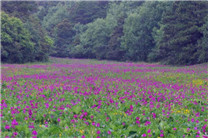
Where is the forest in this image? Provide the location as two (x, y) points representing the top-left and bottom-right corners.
(1, 1), (208, 65)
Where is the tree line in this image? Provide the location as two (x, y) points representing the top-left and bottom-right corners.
(1, 1), (208, 65)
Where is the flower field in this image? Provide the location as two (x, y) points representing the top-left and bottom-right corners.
(1, 58), (208, 138)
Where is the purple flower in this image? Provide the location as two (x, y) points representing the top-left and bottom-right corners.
(32, 130), (37, 135)
(29, 125), (34, 128)
(142, 133), (147, 137)
(152, 113), (156, 119)
(92, 122), (96, 126)
(57, 118), (61, 122)
(13, 132), (18, 136)
(5, 125), (10, 129)
(96, 123), (100, 127)
(173, 128), (177, 130)
(108, 131), (111, 135)
(97, 130), (101, 134)
(12, 119), (18, 125)
(136, 120), (140, 124)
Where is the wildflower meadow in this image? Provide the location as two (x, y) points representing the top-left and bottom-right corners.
(1, 58), (208, 138)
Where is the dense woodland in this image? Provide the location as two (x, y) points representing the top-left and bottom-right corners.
(1, 1), (208, 65)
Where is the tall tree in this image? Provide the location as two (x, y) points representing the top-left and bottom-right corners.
(157, 1), (208, 65)
(1, 12), (34, 63)
(52, 19), (75, 57)
(196, 15), (208, 63)
(70, 1), (108, 24)
(78, 16), (117, 59)
(121, 2), (170, 61)
(25, 15), (54, 61)
(106, 2), (143, 60)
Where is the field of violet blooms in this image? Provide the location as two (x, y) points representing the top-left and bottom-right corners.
(1, 58), (208, 138)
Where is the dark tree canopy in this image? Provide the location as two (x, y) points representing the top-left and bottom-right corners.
(1, 12), (34, 63)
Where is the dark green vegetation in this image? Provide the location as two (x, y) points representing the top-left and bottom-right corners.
(1, 1), (208, 65)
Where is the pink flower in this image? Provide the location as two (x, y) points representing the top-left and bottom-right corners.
(152, 113), (156, 119)
(173, 128), (177, 130)
(136, 120), (140, 124)
(108, 131), (111, 135)
(81, 135), (85, 138)
(96, 123), (100, 127)
(71, 119), (75, 123)
(32, 130), (37, 135)
(12, 119), (18, 125)
(160, 133), (164, 137)
(145, 121), (151, 126)
(147, 129), (151, 133)
(57, 118), (61, 122)
(97, 130), (101, 134)
(142, 133), (147, 137)
(29, 125), (34, 128)
(84, 112), (88, 116)
(5, 125), (10, 129)
(13, 132), (18, 136)
(202, 124), (207, 129)
(74, 114), (78, 118)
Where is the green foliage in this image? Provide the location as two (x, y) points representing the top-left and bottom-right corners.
(105, 2), (140, 60)
(2, 1), (38, 21)
(42, 2), (74, 36)
(24, 15), (53, 61)
(1, 12), (34, 63)
(79, 16), (117, 59)
(121, 2), (171, 61)
(155, 1), (208, 65)
(70, 1), (108, 24)
(52, 19), (75, 57)
(2, 2), (54, 63)
(196, 15), (208, 63)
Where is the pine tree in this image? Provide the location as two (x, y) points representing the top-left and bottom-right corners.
(158, 1), (208, 65)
